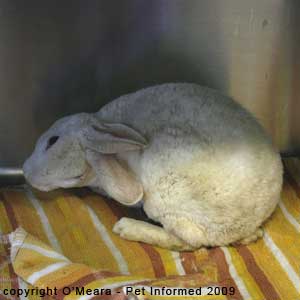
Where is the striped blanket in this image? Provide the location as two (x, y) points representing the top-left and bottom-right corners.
(0, 158), (300, 300)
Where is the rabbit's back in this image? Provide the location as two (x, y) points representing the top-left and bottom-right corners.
(96, 83), (269, 146)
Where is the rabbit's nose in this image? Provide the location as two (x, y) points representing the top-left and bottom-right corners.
(23, 159), (34, 180)
(22, 161), (44, 189)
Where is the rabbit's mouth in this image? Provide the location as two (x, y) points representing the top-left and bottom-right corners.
(25, 165), (94, 191)
(60, 164), (93, 187)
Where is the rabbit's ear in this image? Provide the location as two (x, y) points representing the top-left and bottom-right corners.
(80, 121), (147, 154)
(86, 150), (143, 205)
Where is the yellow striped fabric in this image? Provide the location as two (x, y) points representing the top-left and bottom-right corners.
(0, 158), (299, 300)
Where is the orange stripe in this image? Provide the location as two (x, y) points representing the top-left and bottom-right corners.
(34, 190), (119, 271)
(108, 199), (167, 278)
(208, 248), (242, 300)
(115, 202), (167, 278)
(180, 252), (199, 274)
(0, 192), (20, 292)
(81, 193), (158, 277)
(0, 192), (18, 230)
(237, 245), (280, 300)
(3, 190), (50, 244)
(140, 243), (166, 278)
(62, 192), (120, 271)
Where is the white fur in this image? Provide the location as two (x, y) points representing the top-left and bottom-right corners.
(23, 83), (283, 250)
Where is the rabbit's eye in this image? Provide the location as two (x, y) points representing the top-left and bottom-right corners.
(45, 135), (60, 151)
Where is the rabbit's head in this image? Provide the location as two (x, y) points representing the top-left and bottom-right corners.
(23, 113), (147, 194)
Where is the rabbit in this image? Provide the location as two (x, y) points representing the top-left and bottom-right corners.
(23, 83), (283, 251)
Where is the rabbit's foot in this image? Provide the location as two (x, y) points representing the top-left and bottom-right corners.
(113, 217), (194, 251)
(237, 227), (264, 245)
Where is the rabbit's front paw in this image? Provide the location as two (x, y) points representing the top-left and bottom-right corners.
(113, 217), (195, 251)
(113, 217), (134, 238)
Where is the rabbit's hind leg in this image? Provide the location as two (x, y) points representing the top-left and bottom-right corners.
(162, 215), (209, 248)
(113, 217), (195, 251)
(235, 227), (264, 245)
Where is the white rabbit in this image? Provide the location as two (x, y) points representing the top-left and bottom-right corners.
(23, 83), (283, 251)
